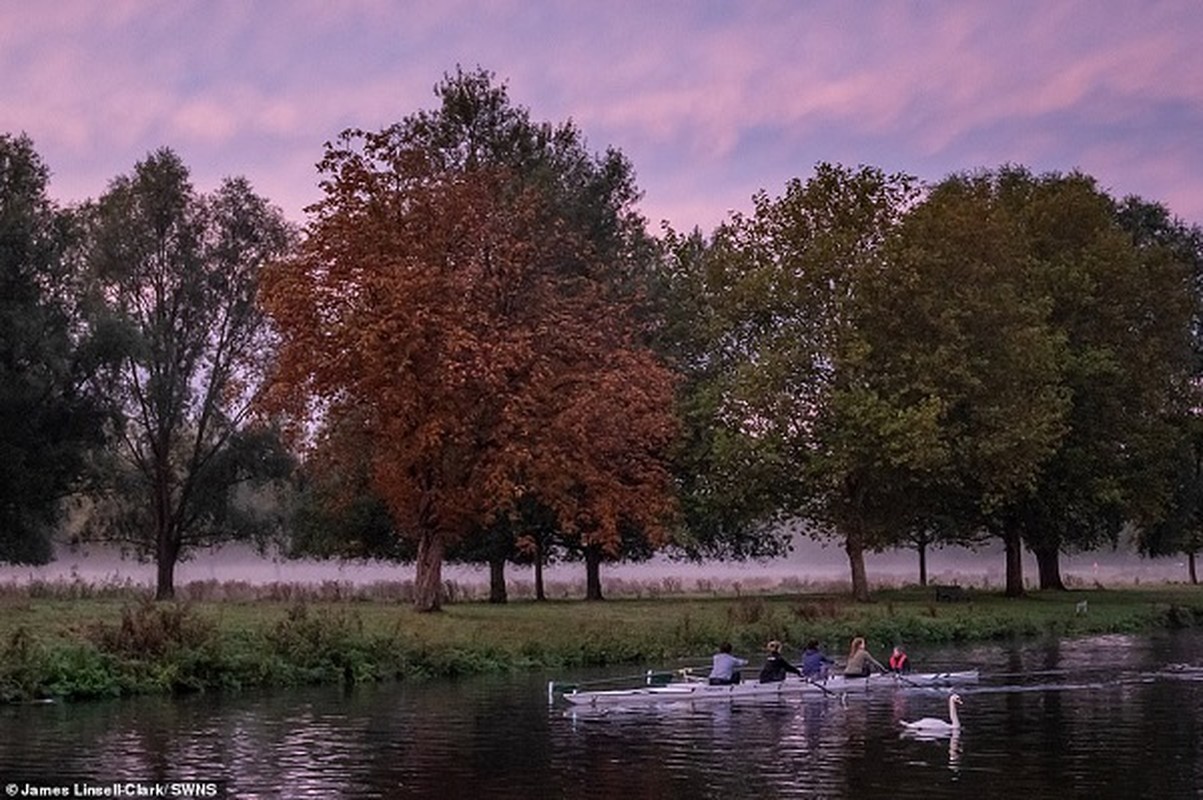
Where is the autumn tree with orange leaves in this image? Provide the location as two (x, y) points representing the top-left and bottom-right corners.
(261, 69), (677, 611)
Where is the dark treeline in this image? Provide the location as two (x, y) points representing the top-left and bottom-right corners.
(4, 68), (1202, 610)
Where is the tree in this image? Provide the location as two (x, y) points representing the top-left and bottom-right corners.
(992, 172), (1195, 592)
(0, 133), (111, 562)
(662, 164), (924, 601)
(262, 69), (677, 611)
(666, 164), (1084, 601)
(286, 407), (410, 562)
(82, 149), (295, 599)
(1138, 417), (1203, 583)
(880, 168), (1072, 597)
(653, 228), (797, 563)
(1120, 198), (1203, 580)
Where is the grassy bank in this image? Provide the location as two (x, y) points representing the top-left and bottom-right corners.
(2, 583), (1202, 702)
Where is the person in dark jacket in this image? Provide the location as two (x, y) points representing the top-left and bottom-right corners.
(758, 640), (803, 683)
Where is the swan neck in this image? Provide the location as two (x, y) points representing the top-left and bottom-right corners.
(949, 697), (961, 728)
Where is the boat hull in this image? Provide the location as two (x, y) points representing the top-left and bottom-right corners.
(557, 670), (978, 706)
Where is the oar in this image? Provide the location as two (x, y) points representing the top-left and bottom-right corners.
(801, 676), (839, 698)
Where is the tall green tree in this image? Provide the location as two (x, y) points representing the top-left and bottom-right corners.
(993, 172), (1195, 592)
(1139, 417), (1203, 583)
(82, 149), (295, 599)
(663, 164), (926, 601)
(0, 134), (111, 562)
(880, 169), (1072, 597)
(1119, 198), (1203, 580)
(654, 228), (796, 563)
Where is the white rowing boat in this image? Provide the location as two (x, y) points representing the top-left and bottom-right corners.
(549, 669), (979, 706)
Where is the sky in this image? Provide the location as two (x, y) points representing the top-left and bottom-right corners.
(3, 1), (1202, 234)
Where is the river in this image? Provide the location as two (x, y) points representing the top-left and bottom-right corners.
(2, 630), (1202, 798)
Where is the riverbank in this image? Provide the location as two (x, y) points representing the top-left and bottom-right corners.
(2, 583), (1201, 702)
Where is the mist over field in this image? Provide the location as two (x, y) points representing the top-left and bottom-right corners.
(0, 537), (1188, 594)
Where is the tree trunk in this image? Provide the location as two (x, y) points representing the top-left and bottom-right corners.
(917, 540), (928, 587)
(155, 531), (178, 601)
(585, 545), (604, 601)
(1190, 551), (1198, 585)
(414, 527), (445, 612)
(534, 541), (546, 601)
(845, 528), (870, 602)
(1004, 525), (1025, 597)
(488, 555), (507, 604)
(153, 460), (176, 600)
(1034, 545), (1066, 590)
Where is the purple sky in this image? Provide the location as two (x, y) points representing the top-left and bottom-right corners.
(4, 1), (1201, 233)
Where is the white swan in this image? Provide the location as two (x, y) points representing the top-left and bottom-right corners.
(901, 693), (962, 734)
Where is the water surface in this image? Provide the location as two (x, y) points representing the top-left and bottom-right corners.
(2, 631), (1202, 798)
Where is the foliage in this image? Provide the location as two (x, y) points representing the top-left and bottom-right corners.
(1120, 199), (1203, 579)
(85, 598), (217, 658)
(0, 626), (45, 701)
(660, 164), (922, 600)
(263, 603), (394, 684)
(872, 168), (1075, 595)
(653, 228), (796, 562)
(262, 68), (677, 611)
(668, 161), (1197, 602)
(286, 408), (410, 561)
(78, 149), (296, 598)
(41, 643), (123, 699)
(0, 134), (112, 563)
(979, 171), (1197, 591)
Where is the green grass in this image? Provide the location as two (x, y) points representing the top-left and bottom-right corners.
(1, 583), (1201, 702)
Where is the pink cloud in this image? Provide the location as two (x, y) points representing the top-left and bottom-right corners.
(2, 0), (1200, 229)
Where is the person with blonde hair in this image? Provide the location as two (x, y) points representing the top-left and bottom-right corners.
(844, 636), (885, 678)
(758, 640), (803, 683)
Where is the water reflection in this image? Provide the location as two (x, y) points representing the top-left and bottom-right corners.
(1, 631), (1203, 797)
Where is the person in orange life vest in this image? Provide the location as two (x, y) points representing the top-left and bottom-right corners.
(888, 645), (910, 674)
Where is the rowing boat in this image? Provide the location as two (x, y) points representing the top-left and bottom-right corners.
(549, 669), (979, 706)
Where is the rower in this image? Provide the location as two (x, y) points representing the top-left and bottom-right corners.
(888, 645), (910, 674)
(758, 640), (803, 683)
(843, 636), (886, 678)
(800, 639), (834, 680)
(708, 641), (748, 685)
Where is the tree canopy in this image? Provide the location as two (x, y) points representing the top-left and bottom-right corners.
(262, 69), (677, 610)
(80, 148), (295, 599)
(661, 164), (924, 600)
(661, 163), (1198, 599)
(0, 134), (111, 563)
